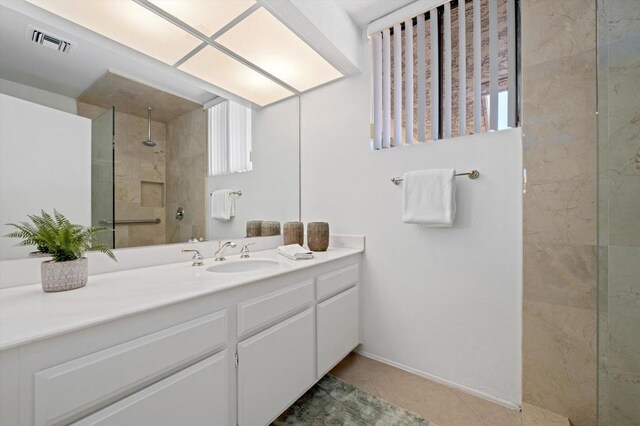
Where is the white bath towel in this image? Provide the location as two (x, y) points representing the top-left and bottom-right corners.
(278, 244), (314, 260)
(210, 189), (234, 221)
(402, 169), (456, 226)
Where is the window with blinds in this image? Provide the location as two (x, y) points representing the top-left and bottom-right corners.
(370, 0), (518, 149)
(208, 100), (253, 176)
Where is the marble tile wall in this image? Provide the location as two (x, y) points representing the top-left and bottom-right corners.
(165, 108), (206, 244)
(597, 0), (640, 424)
(520, 0), (598, 425)
(78, 102), (167, 248)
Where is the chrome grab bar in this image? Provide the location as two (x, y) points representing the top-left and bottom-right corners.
(99, 218), (161, 226)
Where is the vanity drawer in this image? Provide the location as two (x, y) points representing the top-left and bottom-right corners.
(237, 280), (314, 337)
(316, 264), (358, 301)
(71, 352), (228, 426)
(35, 310), (227, 426)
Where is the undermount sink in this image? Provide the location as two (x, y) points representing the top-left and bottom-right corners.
(206, 259), (280, 273)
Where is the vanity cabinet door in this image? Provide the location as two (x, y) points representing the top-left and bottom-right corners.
(237, 308), (314, 426)
(317, 286), (359, 376)
(71, 352), (228, 426)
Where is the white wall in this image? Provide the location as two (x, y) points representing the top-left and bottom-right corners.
(0, 78), (77, 114)
(300, 61), (522, 404)
(0, 94), (91, 259)
(206, 96), (300, 240)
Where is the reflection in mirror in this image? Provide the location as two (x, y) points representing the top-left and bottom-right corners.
(207, 96), (300, 241)
(0, 2), (300, 260)
(77, 71), (207, 249)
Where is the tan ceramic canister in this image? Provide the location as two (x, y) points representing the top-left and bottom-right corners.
(283, 222), (304, 246)
(261, 221), (281, 236)
(246, 220), (263, 237)
(307, 222), (329, 251)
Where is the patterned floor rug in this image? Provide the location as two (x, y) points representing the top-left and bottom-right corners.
(273, 375), (436, 425)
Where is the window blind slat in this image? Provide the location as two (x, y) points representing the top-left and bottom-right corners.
(208, 106), (214, 175)
(229, 103), (237, 172)
(217, 103), (225, 175)
(443, 2), (452, 139)
(458, 0), (467, 136)
(507, 0), (516, 128)
(429, 9), (439, 140)
(209, 102), (229, 176)
(489, 0), (499, 131)
(404, 19), (414, 144)
(393, 23), (402, 146)
(244, 107), (252, 171)
(473, 0), (481, 134)
(228, 101), (252, 173)
(416, 14), (427, 143)
(382, 28), (391, 148)
(372, 31), (383, 149)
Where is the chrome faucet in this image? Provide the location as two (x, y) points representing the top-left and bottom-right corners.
(214, 241), (236, 261)
(182, 249), (204, 267)
(240, 242), (255, 259)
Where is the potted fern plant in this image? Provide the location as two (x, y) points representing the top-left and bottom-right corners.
(5, 210), (115, 292)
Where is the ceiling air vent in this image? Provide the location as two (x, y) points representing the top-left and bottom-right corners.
(27, 26), (75, 54)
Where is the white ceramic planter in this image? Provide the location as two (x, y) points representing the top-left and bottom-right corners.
(40, 257), (88, 292)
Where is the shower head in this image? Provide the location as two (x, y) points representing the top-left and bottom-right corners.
(142, 107), (156, 147)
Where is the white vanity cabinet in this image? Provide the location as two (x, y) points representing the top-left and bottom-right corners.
(317, 286), (359, 376)
(1, 253), (362, 426)
(237, 309), (315, 426)
(235, 265), (360, 426)
(236, 280), (316, 425)
(316, 265), (360, 376)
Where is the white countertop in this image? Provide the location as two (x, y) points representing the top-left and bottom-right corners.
(0, 247), (362, 351)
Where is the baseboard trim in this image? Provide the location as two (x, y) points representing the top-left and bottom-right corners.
(354, 350), (521, 411)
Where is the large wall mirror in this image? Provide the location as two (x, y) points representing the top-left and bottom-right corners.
(0, 1), (300, 260)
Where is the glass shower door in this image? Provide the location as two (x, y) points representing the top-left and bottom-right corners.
(597, 0), (640, 424)
(91, 107), (115, 249)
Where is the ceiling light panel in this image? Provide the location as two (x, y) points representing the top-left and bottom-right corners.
(148, 0), (256, 37)
(25, 0), (202, 65)
(216, 8), (343, 92)
(178, 45), (293, 106)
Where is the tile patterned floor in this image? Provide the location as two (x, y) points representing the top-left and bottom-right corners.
(330, 353), (523, 426)
(521, 404), (570, 426)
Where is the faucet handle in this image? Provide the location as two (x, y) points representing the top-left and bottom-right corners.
(240, 242), (255, 258)
(182, 249), (204, 266)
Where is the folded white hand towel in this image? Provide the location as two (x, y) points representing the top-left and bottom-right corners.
(402, 169), (456, 226)
(211, 189), (234, 221)
(278, 244), (314, 260)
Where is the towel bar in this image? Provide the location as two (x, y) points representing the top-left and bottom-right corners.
(391, 170), (480, 185)
(209, 190), (242, 196)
